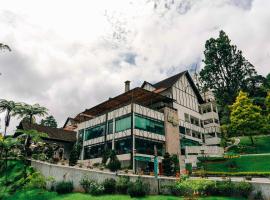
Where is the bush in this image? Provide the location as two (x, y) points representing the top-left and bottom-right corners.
(107, 150), (121, 172)
(103, 178), (116, 194)
(69, 144), (79, 166)
(55, 181), (73, 194)
(127, 178), (149, 197)
(234, 181), (252, 198)
(162, 152), (173, 176)
(116, 176), (130, 194)
(80, 176), (104, 195)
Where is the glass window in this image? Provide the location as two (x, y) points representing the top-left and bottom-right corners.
(85, 123), (106, 140)
(84, 144), (104, 159)
(204, 119), (214, 125)
(190, 116), (199, 126)
(115, 115), (131, 133)
(135, 114), (164, 135)
(135, 138), (164, 156)
(108, 120), (113, 134)
(184, 113), (190, 122)
(115, 137), (132, 155)
(179, 126), (186, 134)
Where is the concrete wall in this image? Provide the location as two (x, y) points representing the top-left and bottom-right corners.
(32, 160), (270, 199)
(31, 160), (177, 194)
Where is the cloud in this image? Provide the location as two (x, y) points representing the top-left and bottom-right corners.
(0, 0), (269, 133)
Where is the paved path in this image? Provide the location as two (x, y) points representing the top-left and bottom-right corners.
(225, 138), (240, 151)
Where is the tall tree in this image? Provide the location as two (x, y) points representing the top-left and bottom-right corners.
(40, 115), (57, 128)
(15, 103), (48, 126)
(0, 43), (11, 51)
(0, 100), (21, 136)
(229, 91), (264, 145)
(199, 30), (257, 123)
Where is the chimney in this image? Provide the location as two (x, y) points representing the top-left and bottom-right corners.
(125, 80), (130, 92)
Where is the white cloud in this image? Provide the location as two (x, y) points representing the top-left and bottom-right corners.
(0, 0), (269, 133)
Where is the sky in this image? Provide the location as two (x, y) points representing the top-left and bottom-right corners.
(0, 0), (270, 133)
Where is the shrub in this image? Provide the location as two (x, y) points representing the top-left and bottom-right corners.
(103, 178), (116, 194)
(127, 178), (149, 197)
(80, 176), (104, 195)
(107, 150), (121, 172)
(116, 176), (130, 194)
(69, 144), (79, 166)
(234, 181), (252, 198)
(55, 181), (73, 194)
(162, 152), (173, 176)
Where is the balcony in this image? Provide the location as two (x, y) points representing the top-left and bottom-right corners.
(205, 136), (221, 145)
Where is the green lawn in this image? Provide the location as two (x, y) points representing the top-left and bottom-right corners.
(6, 189), (245, 200)
(229, 135), (270, 154)
(204, 154), (270, 172)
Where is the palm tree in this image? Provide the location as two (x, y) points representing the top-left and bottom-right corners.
(0, 99), (21, 136)
(0, 43), (11, 51)
(15, 103), (48, 126)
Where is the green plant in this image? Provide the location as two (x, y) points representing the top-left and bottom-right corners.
(103, 178), (116, 194)
(162, 152), (173, 176)
(102, 149), (110, 164)
(116, 176), (130, 194)
(107, 150), (121, 172)
(127, 178), (149, 197)
(80, 176), (104, 195)
(254, 191), (264, 200)
(69, 144), (79, 166)
(234, 181), (252, 198)
(55, 181), (73, 194)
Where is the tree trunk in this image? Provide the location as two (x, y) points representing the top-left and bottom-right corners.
(249, 136), (255, 146)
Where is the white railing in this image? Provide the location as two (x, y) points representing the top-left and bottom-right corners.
(185, 146), (224, 155)
(205, 137), (221, 145)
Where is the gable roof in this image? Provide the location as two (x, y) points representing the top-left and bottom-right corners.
(17, 122), (77, 143)
(153, 71), (187, 89)
(143, 70), (204, 104)
(62, 117), (78, 128)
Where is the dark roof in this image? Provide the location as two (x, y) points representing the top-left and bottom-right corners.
(17, 122), (77, 143)
(145, 70), (204, 104)
(141, 81), (156, 89)
(75, 87), (174, 122)
(153, 71), (187, 89)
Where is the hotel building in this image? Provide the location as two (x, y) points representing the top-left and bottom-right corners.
(67, 71), (223, 172)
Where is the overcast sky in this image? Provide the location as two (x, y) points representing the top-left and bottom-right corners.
(0, 0), (270, 133)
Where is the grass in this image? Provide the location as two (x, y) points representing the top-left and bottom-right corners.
(229, 135), (270, 154)
(5, 189), (246, 200)
(203, 154), (270, 172)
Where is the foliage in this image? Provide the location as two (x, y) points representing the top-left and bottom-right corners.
(107, 150), (121, 172)
(55, 181), (74, 194)
(228, 91), (265, 144)
(116, 176), (130, 194)
(103, 178), (116, 194)
(69, 144), (81, 166)
(170, 179), (252, 198)
(80, 176), (104, 195)
(199, 30), (258, 123)
(102, 149), (110, 164)
(0, 99), (21, 136)
(23, 171), (52, 190)
(197, 157), (226, 162)
(127, 178), (149, 197)
(40, 115), (58, 128)
(192, 171), (270, 177)
(171, 154), (180, 174)
(162, 152), (173, 176)
(15, 103), (48, 125)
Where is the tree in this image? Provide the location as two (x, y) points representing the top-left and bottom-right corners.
(0, 99), (21, 136)
(162, 152), (173, 176)
(199, 30), (258, 123)
(69, 144), (79, 166)
(40, 115), (58, 128)
(15, 103), (48, 126)
(229, 91), (265, 145)
(107, 150), (121, 172)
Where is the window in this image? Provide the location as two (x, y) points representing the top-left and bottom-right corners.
(214, 119), (219, 124)
(204, 119), (214, 125)
(192, 131), (201, 139)
(115, 137), (132, 155)
(179, 126), (186, 134)
(108, 120), (113, 134)
(190, 116), (199, 126)
(135, 114), (164, 135)
(115, 115), (131, 133)
(213, 106), (217, 113)
(186, 128), (191, 136)
(84, 144), (104, 159)
(78, 129), (84, 144)
(85, 123), (106, 140)
(184, 113), (190, 122)
(135, 138), (164, 156)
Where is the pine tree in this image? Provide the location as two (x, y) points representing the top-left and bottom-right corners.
(107, 150), (121, 172)
(229, 91), (264, 145)
(162, 152), (172, 176)
(40, 115), (58, 128)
